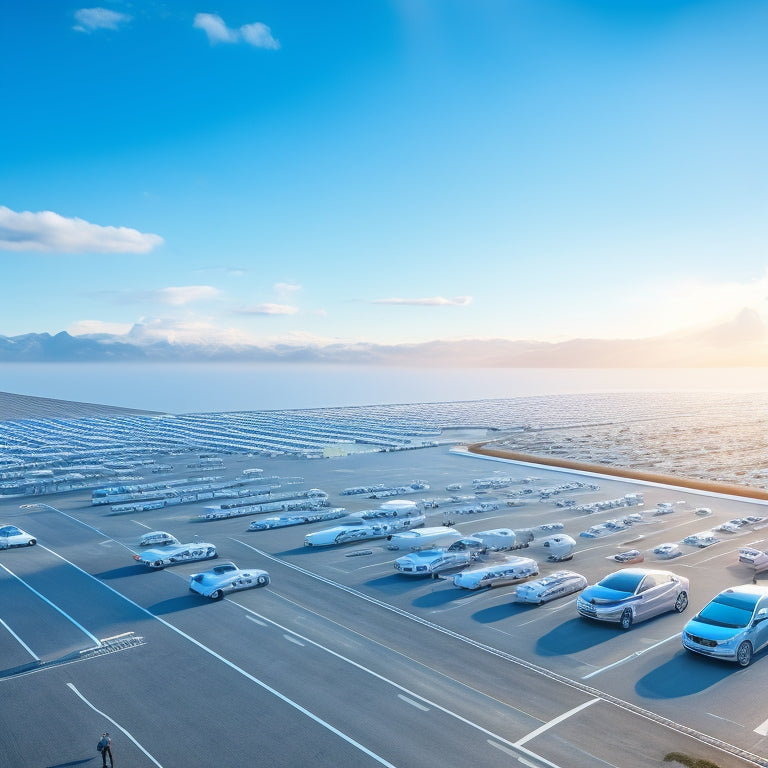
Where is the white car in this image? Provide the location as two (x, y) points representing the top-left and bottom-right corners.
(531, 534), (577, 562)
(386, 526), (463, 551)
(303, 516), (425, 547)
(138, 531), (179, 547)
(653, 543), (682, 559)
(468, 528), (517, 551)
(189, 562), (270, 599)
(452, 556), (539, 590)
(515, 570), (588, 604)
(0, 525), (36, 549)
(682, 532), (719, 548)
(133, 540), (217, 568)
(394, 549), (472, 576)
(738, 548), (768, 572)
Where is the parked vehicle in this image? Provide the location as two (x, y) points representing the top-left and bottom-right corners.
(515, 570), (588, 604)
(386, 526), (463, 551)
(133, 540), (217, 568)
(452, 556), (539, 590)
(682, 585), (768, 667)
(577, 568), (689, 630)
(393, 549), (472, 576)
(189, 562), (270, 599)
(653, 543), (682, 559)
(0, 525), (36, 549)
(138, 531), (179, 547)
(614, 549), (644, 564)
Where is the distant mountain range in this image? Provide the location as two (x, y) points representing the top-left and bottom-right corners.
(1, 310), (766, 367)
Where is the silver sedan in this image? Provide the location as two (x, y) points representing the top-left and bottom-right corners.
(577, 568), (689, 630)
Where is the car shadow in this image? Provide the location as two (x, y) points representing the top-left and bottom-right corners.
(536, 617), (619, 656)
(471, 602), (534, 623)
(635, 649), (748, 698)
(94, 565), (144, 580)
(46, 760), (94, 767)
(147, 595), (203, 614)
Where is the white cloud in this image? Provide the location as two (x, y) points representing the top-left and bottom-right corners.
(157, 286), (220, 306)
(0, 206), (163, 254)
(274, 282), (301, 297)
(73, 7), (131, 32)
(69, 319), (133, 336)
(239, 303), (299, 315)
(373, 295), (473, 306)
(240, 22), (280, 49)
(193, 13), (280, 49)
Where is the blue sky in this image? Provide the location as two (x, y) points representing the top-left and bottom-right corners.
(2, 1), (767, 355)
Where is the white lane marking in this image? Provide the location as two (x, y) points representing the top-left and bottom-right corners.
(581, 633), (680, 679)
(67, 683), (164, 767)
(0, 617), (40, 660)
(488, 740), (546, 767)
(284, 634), (305, 646)
(397, 694), (429, 712)
(23, 546), (399, 768)
(0, 561), (101, 649)
(514, 699), (599, 746)
(132, 520), (153, 529)
(231, 573), (567, 768)
(245, 615), (267, 627)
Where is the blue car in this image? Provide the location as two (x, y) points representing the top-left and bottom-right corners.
(682, 585), (768, 667)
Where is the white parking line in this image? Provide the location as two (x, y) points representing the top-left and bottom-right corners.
(515, 698), (599, 746)
(582, 633), (680, 679)
(28, 546), (400, 768)
(0, 617), (39, 660)
(67, 683), (164, 767)
(284, 634), (305, 646)
(753, 716), (768, 736)
(0, 561), (101, 649)
(397, 694), (429, 711)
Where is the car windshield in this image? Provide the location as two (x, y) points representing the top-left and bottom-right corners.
(0, 526), (21, 536)
(598, 572), (644, 594)
(696, 593), (759, 629)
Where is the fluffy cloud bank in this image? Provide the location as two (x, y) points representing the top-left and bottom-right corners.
(0, 206), (163, 254)
(193, 14), (280, 49)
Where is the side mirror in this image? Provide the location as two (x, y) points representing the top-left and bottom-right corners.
(754, 608), (768, 624)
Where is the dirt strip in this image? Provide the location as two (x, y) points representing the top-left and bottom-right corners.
(468, 442), (768, 502)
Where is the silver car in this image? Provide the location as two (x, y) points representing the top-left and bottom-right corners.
(577, 568), (689, 630)
(682, 585), (768, 667)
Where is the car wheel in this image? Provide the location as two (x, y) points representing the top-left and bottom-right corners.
(737, 641), (753, 667)
(27, 539), (36, 546)
(674, 591), (689, 613)
(210, 590), (223, 600)
(257, 574), (269, 586)
(620, 609), (633, 631)
(153, 560), (165, 568)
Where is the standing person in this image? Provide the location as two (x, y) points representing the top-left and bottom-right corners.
(97, 732), (113, 768)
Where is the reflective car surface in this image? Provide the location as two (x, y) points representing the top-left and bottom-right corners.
(614, 549), (644, 564)
(138, 531), (179, 547)
(190, 561), (270, 599)
(452, 556), (539, 590)
(577, 568), (689, 630)
(515, 570), (588, 604)
(393, 549), (472, 576)
(738, 547), (768, 572)
(0, 525), (36, 549)
(653, 543), (682, 559)
(134, 541), (217, 568)
(682, 585), (768, 667)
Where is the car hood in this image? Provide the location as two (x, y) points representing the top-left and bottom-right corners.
(684, 618), (742, 642)
(580, 585), (634, 604)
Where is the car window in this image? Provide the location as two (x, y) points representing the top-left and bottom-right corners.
(600, 572), (644, 593)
